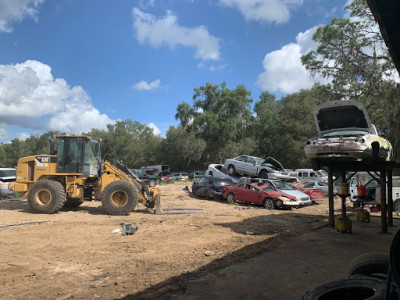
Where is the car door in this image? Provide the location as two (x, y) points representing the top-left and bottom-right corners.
(245, 157), (257, 176)
(233, 156), (247, 174)
(233, 184), (247, 201)
(240, 184), (260, 204)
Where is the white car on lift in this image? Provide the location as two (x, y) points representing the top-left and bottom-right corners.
(305, 101), (393, 170)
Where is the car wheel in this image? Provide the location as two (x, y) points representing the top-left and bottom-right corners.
(148, 179), (156, 187)
(227, 165), (236, 176)
(347, 253), (389, 279)
(263, 198), (275, 210)
(259, 169), (268, 179)
(226, 193), (236, 204)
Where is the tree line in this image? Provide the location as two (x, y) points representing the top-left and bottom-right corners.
(1, 0), (398, 171)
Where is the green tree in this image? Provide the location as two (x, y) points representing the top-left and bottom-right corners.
(277, 85), (334, 168)
(160, 126), (206, 171)
(175, 82), (256, 163)
(301, 0), (396, 100)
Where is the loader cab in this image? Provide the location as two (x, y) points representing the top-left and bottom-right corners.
(56, 136), (102, 177)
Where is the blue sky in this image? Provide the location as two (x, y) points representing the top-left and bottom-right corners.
(0, 0), (348, 143)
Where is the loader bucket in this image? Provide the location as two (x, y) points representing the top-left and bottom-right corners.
(153, 190), (161, 215)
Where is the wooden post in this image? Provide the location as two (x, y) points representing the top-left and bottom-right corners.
(380, 169), (387, 233)
(328, 167), (334, 227)
(388, 169), (393, 226)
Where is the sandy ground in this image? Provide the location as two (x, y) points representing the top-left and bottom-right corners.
(0, 182), (354, 299)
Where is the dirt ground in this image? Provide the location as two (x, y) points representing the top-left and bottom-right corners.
(0, 182), (392, 299)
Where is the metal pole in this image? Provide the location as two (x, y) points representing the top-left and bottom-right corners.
(380, 169), (387, 233)
(388, 169), (393, 226)
(328, 167), (334, 227)
(341, 170), (346, 219)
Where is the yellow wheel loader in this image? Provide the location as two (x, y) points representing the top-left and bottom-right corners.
(9, 135), (161, 215)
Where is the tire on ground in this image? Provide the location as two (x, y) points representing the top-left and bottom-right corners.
(101, 180), (138, 215)
(64, 197), (84, 208)
(302, 277), (386, 300)
(148, 179), (156, 187)
(347, 253), (389, 278)
(27, 179), (66, 214)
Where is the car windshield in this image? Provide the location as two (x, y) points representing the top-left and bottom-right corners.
(253, 157), (264, 165)
(0, 169), (16, 177)
(215, 179), (233, 186)
(316, 170), (328, 177)
(273, 181), (295, 190)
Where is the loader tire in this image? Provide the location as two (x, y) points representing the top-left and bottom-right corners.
(101, 180), (138, 215)
(28, 180), (66, 214)
(64, 197), (84, 208)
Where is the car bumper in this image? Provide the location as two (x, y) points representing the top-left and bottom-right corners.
(0, 182), (14, 196)
(281, 199), (312, 207)
(305, 142), (373, 161)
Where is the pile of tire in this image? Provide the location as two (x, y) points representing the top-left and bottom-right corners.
(303, 229), (400, 300)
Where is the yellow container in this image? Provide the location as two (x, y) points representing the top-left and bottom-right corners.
(337, 183), (349, 197)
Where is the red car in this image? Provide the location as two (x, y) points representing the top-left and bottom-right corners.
(222, 182), (311, 210)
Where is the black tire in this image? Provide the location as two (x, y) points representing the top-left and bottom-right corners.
(311, 159), (321, 171)
(263, 198), (275, 210)
(101, 180), (138, 215)
(227, 165), (236, 176)
(347, 253), (389, 278)
(259, 169), (268, 179)
(148, 179), (156, 187)
(27, 179), (66, 214)
(302, 277), (386, 300)
(226, 193), (236, 204)
(64, 197), (84, 208)
(390, 228), (400, 287)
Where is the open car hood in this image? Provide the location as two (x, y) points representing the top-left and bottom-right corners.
(261, 157), (284, 171)
(313, 101), (372, 135)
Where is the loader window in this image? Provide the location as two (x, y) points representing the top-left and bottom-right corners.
(56, 137), (83, 173)
(82, 139), (101, 177)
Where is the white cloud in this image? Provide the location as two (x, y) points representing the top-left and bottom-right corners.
(0, 124), (8, 140)
(0, 60), (115, 137)
(218, 0), (303, 24)
(0, 0), (45, 33)
(132, 79), (160, 91)
(257, 26), (329, 94)
(132, 8), (220, 61)
(147, 122), (161, 136)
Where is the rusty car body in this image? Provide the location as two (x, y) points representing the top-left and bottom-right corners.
(305, 101), (393, 170)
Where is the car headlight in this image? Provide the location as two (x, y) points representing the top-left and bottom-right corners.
(359, 138), (365, 143)
(277, 196), (294, 202)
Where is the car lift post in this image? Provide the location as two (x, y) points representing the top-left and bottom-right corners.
(328, 166), (334, 227)
(380, 169), (388, 234)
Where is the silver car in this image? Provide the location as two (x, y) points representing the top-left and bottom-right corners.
(223, 155), (287, 179)
(0, 168), (16, 198)
(305, 101), (393, 170)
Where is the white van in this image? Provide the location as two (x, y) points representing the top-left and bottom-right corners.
(289, 169), (328, 183)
